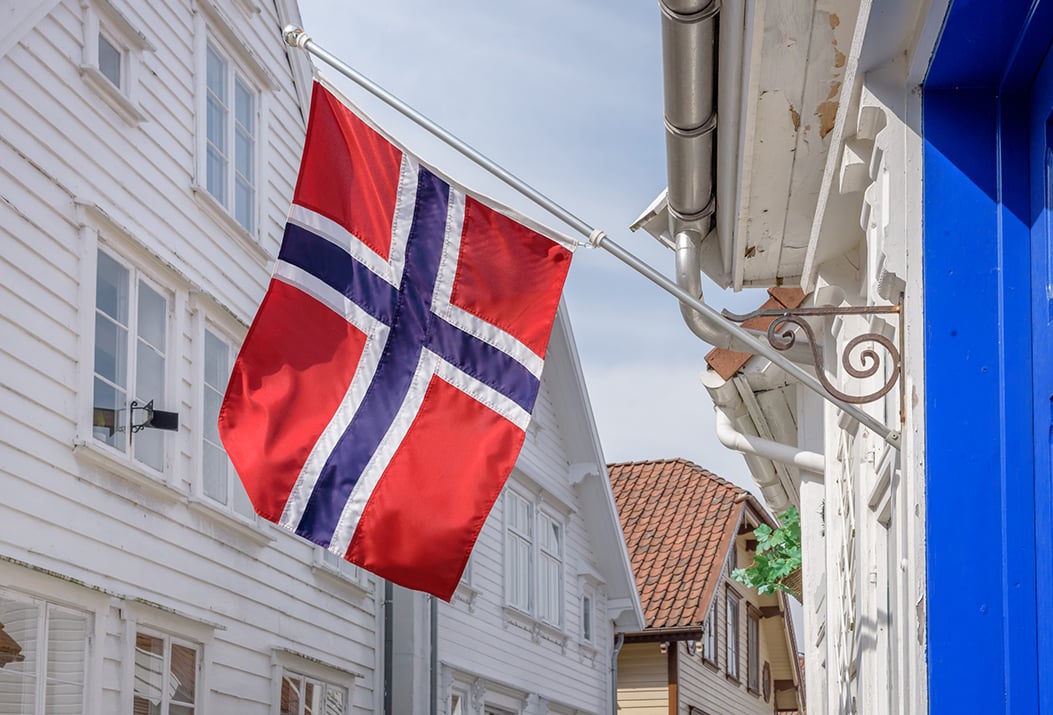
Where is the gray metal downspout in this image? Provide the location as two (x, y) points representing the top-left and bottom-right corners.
(383, 581), (393, 715)
(430, 596), (438, 715)
(660, 0), (813, 364)
(611, 632), (624, 715)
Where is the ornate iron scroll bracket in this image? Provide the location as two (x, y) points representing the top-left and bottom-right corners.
(721, 304), (902, 408)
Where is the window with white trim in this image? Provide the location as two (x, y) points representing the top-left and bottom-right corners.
(201, 326), (253, 517)
(504, 489), (565, 627)
(0, 589), (90, 715)
(725, 587), (741, 682)
(93, 248), (170, 472)
(701, 602), (717, 665)
(79, 0), (152, 124)
(505, 491), (533, 613)
(204, 38), (257, 234)
(747, 604), (761, 694)
(537, 511), (563, 626)
(280, 669), (347, 715)
(97, 31), (122, 88)
(581, 593), (593, 643)
(133, 630), (199, 715)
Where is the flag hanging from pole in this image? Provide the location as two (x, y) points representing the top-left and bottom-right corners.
(218, 82), (573, 600)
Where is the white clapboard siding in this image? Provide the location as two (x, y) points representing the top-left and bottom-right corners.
(0, 1), (379, 714)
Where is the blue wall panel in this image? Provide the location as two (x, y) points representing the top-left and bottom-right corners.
(924, 0), (1049, 711)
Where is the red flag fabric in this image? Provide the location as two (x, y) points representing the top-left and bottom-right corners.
(219, 82), (572, 599)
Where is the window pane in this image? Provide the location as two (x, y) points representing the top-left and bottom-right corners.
(539, 553), (560, 623)
(303, 681), (317, 715)
(235, 127), (254, 179)
(235, 178), (254, 233)
(206, 43), (226, 98)
(203, 331), (229, 390)
(203, 442), (227, 504)
(0, 597), (39, 715)
(44, 608), (87, 715)
(136, 342), (165, 406)
(134, 428), (164, 472)
(98, 33), (121, 87)
(94, 315), (127, 387)
(137, 283), (166, 353)
(169, 706), (194, 715)
(133, 633), (164, 713)
(281, 675), (301, 715)
(96, 251), (129, 323)
(92, 377), (126, 450)
(203, 386), (222, 444)
(206, 146), (227, 206)
(582, 595), (592, 641)
(170, 644), (197, 706)
(233, 476), (254, 518)
(234, 78), (254, 134)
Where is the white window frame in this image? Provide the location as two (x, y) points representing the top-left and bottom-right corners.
(725, 586), (741, 682)
(131, 627), (201, 715)
(0, 587), (92, 715)
(504, 489), (534, 614)
(575, 560), (604, 654)
(78, 0), (153, 125)
(580, 591), (593, 644)
(502, 484), (568, 631)
(119, 600), (217, 715)
(279, 669), (347, 715)
(88, 243), (174, 475)
(192, 0), (276, 248)
(701, 601), (718, 666)
(197, 319), (253, 516)
(73, 206), (187, 500)
(746, 603), (761, 695)
(536, 509), (564, 627)
(270, 648), (358, 715)
(181, 297), (276, 544)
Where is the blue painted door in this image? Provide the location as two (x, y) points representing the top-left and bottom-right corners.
(1032, 40), (1053, 713)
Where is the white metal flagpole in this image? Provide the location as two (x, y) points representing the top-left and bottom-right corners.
(281, 26), (901, 449)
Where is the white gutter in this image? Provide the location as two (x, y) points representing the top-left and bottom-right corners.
(714, 409), (825, 475)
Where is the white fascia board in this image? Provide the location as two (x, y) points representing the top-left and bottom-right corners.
(548, 302), (646, 632)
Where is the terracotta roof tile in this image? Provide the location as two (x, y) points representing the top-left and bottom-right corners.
(607, 458), (748, 631)
(704, 287), (808, 380)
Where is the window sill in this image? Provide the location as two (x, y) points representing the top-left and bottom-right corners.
(577, 639), (600, 664)
(186, 494), (274, 547)
(310, 549), (373, 598)
(452, 581), (481, 613)
(501, 606), (568, 652)
(73, 438), (184, 502)
(190, 183), (270, 266)
(79, 65), (145, 125)
(701, 657), (719, 672)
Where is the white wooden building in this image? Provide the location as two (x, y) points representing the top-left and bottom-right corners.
(0, 2), (645, 715)
(628, 0), (935, 712)
(0, 1), (380, 712)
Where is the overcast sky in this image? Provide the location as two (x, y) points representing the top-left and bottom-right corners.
(295, 0), (767, 490)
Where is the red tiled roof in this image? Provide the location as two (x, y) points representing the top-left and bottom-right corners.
(704, 287), (808, 380)
(607, 458), (749, 631)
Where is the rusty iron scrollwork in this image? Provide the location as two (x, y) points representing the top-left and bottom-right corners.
(722, 305), (902, 405)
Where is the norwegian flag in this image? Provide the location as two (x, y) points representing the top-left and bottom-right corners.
(218, 82), (572, 599)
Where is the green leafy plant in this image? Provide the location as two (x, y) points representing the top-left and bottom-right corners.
(731, 506), (802, 596)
